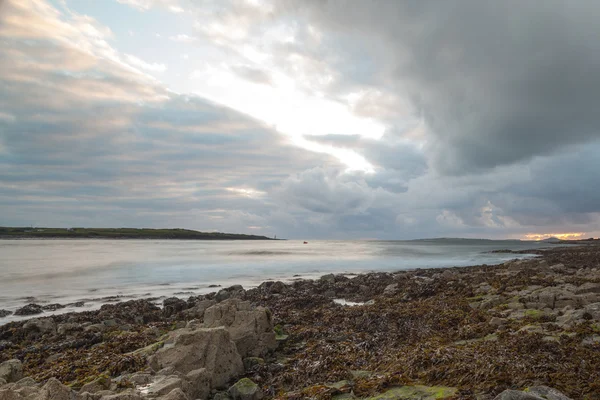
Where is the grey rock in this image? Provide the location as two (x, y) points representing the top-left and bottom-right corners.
(382, 284), (398, 296)
(15, 378), (36, 387)
(42, 378), (75, 400)
(0, 360), (23, 383)
(185, 369), (210, 400)
(528, 386), (572, 400)
(493, 390), (545, 400)
(181, 300), (216, 320)
(80, 377), (111, 394)
(163, 298), (187, 318)
(146, 377), (190, 397)
(148, 327), (243, 389)
(23, 318), (56, 335)
(0, 310), (12, 319)
(128, 373), (152, 386)
(320, 274), (335, 283)
(215, 290), (231, 303)
(57, 323), (82, 336)
(98, 389), (142, 400)
(203, 299), (277, 357)
(228, 378), (262, 400)
(161, 388), (189, 400)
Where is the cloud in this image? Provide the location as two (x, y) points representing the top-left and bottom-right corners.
(125, 54), (167, 72)
(169, 34), (196, 43)
(273, 1), (600, 174)
(116, 0), (183, 13)
(230, 65), (273, 86)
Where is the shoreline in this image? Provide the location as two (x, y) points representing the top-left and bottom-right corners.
(2, 244), (600, 398)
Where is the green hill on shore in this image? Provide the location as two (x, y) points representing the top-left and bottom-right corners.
(0, 227), (276, 240)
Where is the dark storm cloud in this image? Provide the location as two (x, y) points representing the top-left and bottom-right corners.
(279, 0), (600, 174)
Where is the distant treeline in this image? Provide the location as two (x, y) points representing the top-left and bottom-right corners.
(0, 227), (276, 240)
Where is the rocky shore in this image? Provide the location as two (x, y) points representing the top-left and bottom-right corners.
(2, 244), (600, 399)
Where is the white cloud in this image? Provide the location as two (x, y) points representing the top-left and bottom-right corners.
(125, 54), (167, 73)
(169, 34), (196, 43)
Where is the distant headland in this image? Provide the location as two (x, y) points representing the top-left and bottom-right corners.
(0, 227), (278, 240)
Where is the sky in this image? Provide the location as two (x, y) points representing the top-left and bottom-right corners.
(1, 0), (600, 240)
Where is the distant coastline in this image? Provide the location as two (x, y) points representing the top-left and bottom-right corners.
(0, 227), (278, 240)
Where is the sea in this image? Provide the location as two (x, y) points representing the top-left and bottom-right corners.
(0, 238), (553, 323)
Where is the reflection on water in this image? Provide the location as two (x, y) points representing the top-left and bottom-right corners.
(0, 238), (548, 322)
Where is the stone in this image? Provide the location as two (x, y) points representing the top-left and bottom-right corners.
(0, 310), (12, 318)
(493, 390), (544, 400)
(243, 358), (264, 370)
(163, 298), (187, 318)
(128, 373), (152, 386)
(23, 318), (56, 335)
(161, 388), (189, 400)
(365, 385), (457, 400)
(98, 389), (142, 400)
(493, 387), (572, 400)
(42, 378), (74, 400)
(148, 327), (243, 389)
(575, 282), (600, 294)
(15, 378), (36, 387)
(320, 274), (335, 283)
(85, 324), (107, 333)
(14, 304), (43, 316)
(213, 393), (231, 400)
(527, 386), (572, 400)
(146, 377), (190, 397)
(185, 369), (210, 400)
(42, 303), (65, 311)
(57, 323), (82, 336)
(228, 378), (262, 400)
(203, 299), (277, 358)
(0, 378), (6, 386)
(489, 317), (507, 327)
(181, 300), (216, 320)
(80, 376), (111, 394)
(0, 360), (22, 383)
(383, 284), (399, 296)
(215, 290), (231, 303)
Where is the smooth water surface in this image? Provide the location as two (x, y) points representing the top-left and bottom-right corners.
(0, 238), (549, 322)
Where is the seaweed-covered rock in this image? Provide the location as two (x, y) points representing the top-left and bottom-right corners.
(0, 310), (12, 319)
(203, 299), (276, 357)
(14, 304), (43, 316)
(0, 360), (22, 383)
(148, 327), (243, 389)
(163, 298), (187, 318)
(228, 378), (262, 400)
(23, 318), (56, 335)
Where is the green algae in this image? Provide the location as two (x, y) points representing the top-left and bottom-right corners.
(365, 385), (457, 400)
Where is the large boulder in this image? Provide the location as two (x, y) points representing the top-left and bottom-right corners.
(41, 378), (75, 400)
(0, 360), (22, 383)
(203, 299), (276, 357)
(148, 327), (243, 390)
(181, 300), (216, 320)
(163, 298), (188, 318)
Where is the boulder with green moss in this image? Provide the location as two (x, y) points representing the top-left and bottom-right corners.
(227, 378), (262, 400)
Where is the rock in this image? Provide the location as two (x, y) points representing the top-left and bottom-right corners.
(203, 299), (277, 357)
(527, 386), (572, 400)
(228, 378), (262, 400)
(320, 274), (335, 283)
(57, 323), (82, 336)
(550, 263), (566, 272)
(161, 388), (189, 400)
(148, 327), (243, 389)
(163, 298), (187, 318)
(364, 385), (456, 400)
(489, 317), (507, 327)
(0, 378), (6, 386)
(15, 377), (36, 387)
(576, 282), (600, 295)
(493, 387), (572, 400)
(14, 304), (43, 316)
(128, 373), (152, 386)
(98, 389), (142, 400)
(80, 376), (111, 394)
(42, 303), (65, 311)
(258, 281), (288, 295)
(215, 290), (231, 303)
(185, 369), (210, 400)
(0, 310), (12, 318)
(243, 358), (264, 370)
(213, 393), (231, 400)
(0, 360), (22, 383)
(84, 324), (107, 333)
(383, 284), (399, 296)
(146, 377), (190, 397)
(23, 318), (56, 334)
(181, 300), (216, 320)
(42, 378), (74, 400)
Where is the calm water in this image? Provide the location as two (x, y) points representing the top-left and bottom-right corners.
(0, 239), (549, 323)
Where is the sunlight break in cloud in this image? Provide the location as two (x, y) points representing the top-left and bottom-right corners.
(125, 54), (167, 73)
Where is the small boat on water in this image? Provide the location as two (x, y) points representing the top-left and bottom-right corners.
(303, 241), (308, 244)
